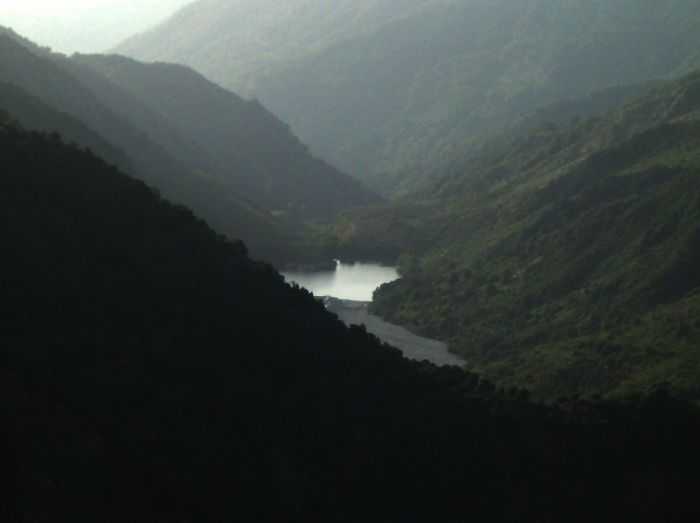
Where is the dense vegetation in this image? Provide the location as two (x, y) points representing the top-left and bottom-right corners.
(117, 0), (700, 194)
(0, 28), (379, 262)
(3, 4), (700, 519)
(2, 119), (700, 522)
(69, 53), (380, 218)
(329, 72), (700, 401)
(0, 82), (131, 170)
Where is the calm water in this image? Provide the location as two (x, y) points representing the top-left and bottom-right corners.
(283, 261), (399, 301)
(284, 261), (463, 366)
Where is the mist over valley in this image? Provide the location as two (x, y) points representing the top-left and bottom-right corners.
(1, 2), (700, 521)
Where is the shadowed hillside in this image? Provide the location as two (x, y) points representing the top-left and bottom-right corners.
(2, 118), (699, 522)
(0, 28), (379, 262)
(69, 53), (382, 218)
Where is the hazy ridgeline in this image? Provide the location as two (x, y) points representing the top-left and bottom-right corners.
(0, 27), (379, 263)
(1, 1), (700, 520)
(117, 0), (700, 194)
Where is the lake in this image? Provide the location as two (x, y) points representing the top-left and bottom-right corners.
(283, 261), (464, 367)
(283, 261), (399, 301)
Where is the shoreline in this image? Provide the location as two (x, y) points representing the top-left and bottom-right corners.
(323, 297), (464, 367)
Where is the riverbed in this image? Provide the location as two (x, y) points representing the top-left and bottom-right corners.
(283, 261), (464, 367)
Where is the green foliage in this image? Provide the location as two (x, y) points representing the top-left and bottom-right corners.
(340, 71), (700, 401)
(118, 0), (700, 194)
(0, 31), (379, 263)
(67, 54), (381, 219)
(0, 81), (130, 170)
(2, 121), (700, 521)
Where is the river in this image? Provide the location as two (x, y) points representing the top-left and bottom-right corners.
(283, 261), (464, 367)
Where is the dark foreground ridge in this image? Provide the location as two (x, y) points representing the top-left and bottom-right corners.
(1, 120), (699, 521)
(0, 28), (380, 263)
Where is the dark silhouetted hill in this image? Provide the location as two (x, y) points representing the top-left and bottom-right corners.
(1, 117), (699, 522)
(0, 29), (379, 262)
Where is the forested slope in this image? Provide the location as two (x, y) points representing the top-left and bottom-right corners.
(2, 119), (700, 522)
(0, 82), (130, 170)
(117, 0), (700, 193)
(0, 28), (379, 262)
(0, 32), (295, 260)
(336, 72), (700, 401)
(69, 53), (381, 217)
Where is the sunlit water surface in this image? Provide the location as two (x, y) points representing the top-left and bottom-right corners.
(283, 261), (463, 366)
(283, 262), (399, 301)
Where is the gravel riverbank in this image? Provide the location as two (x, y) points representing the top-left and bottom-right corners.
(323, 297), (464, 367)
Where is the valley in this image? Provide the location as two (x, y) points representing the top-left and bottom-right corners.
(284, 261), (463, 366)
(3, 5), (700, 402)
(3, 117), (697, 522)
(2, 2), (700, 521)
(3, 4), (700, 402)
(0, 26), (380, 264)
(118, 0), (700, 195)
(324, 297), (464, 367)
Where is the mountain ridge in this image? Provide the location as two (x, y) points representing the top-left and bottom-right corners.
(2, 115), (699, 521)
(332, 71), (700, 400)
(0, 28), (379, 262)
(116, 0), (700, 194)
(71, 53), (381, 217)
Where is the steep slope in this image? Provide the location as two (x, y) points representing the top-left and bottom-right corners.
(2, 118), (700, 522)
(68, 53), (381, 218)
(0, 81), (130, 170)
(338, 72), (700, 401)
(117, 0), (700, 193)
(116, 0), (422, 84)
(0, 29), (380, 261)
(0, 32), (294, 260)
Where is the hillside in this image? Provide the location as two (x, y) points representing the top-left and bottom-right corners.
(0, 29), (379, 262)
(0, 81), (131, 171)
(2, 117), (700, 522)
(0, 32), (294, 260)
(336, 72), (700, 401)
(69, 53), (381, 218)
(116, 0), (700, 194)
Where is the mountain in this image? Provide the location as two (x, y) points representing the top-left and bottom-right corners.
(334, 71), (700, 401)
(0, 31), (293, 260)
(0, 81), (131, 171)
(0, 29), (379, 262)
(67, 53), (381, 218)
(2, 116), (700, 522)
(117, 0), (700, 194)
